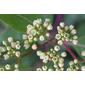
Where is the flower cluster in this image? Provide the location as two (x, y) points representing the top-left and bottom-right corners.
(36, 45), (67, 71)
(0, 64), (19, 71)
(66, 59), (80, 71)
(55, 22), (78, 45)
(22, 18), (53, 50)
(0, 37), (21, 60)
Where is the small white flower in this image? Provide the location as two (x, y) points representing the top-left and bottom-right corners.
(55, 34), (61, 40)
(34, 37), (38, 42)
(22, 34), (28, 40)
(15, 44), (21, 50)
(36, 68), (42, 71)
(59, 58), (64, 63)
(31, 29), (37, 36)
(24, 44), (30, 49)
(46, 33), (50, 37)
(58, 63), (64, 68)
(11, 42), (16, 48)
(54, 45), (60, 51)
(69, 25), (74, 30)
(48, 68), (53, 71)
(39, 35), (45, 41)
(27, 25), (33, 34)
(2, 41), (7, 45)
(69, 61), (74, 66)
(0, 67), (4, 71)
(47, 24), (53, 30)
(0, 47), (6, 52)
(42, 59), (48, 63)
(57, 40), (63, 45)
(72, 40), (78, 45)
(5, 64), (11, 70)
(14, 64), (19, 69)
(32, 44), (37, 50)
(65, 26), (69, 31)
(73, 35), (78, 40)
(36, 51), (42, 56)
(81, 51), (85, 56)
(7, 46), (11, 51)
(71, 29), (77, 35)
(3, 54), (9, 60)
(15, 51), (20, 57)
(74, 59), (78, 64)
(81, 66), (85, 71)
(42, 66), (47, 71)
(61, 52), (67, 57)
(8, 37), (13, 43)
(60, 22), (65, 28)
(67, 68), (72, 71)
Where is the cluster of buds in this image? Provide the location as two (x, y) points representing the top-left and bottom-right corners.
(0, 64), (19, 71)
(0, 37), (21, 60)
(55, 22), (78, 45)
(22, 18), (53, 50)
(36, 45), (67, 71)
(66, 59), (80, 71)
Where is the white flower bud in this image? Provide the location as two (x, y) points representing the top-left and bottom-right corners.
(11, 42), (16, 48)
(60, 22), (65, 28)
(39, 35), (45, 41)
(47, 24), (53, 30)
(36, 68), (42, 71)
(58, 63), (64, 68)
(72, 40), (78, 45)
(3, 54), (9, 60)
(2, 41), (7, 45)
(14, 64), (19, 69)
(81, 51), (85, 56)
(5, 64), (11, 70)
(42, 66), (47, 71)
(32, 44), (37, 50)
(46, 33), (50, 37)
(69, 25), (74, 30)
(22, 34), (28, 40)
(15, 44), (21, 50)
(7, 46), (11, 51)
(59, 58), (64, 63)
(31, 30), (37, 36)
(15, 51), (20, 57)
(71, 29), (77, 35)
(8, 37), (13, 43)
(55, 34), (61, 40)
(57, 40), (63, 45)
(73, 35), (78, 40)
(0, 67), (4, 71)
(74, 59), (78, 64)
(24, 44), (30, 49)
(36, 51), (42, 56)
(54, 45), (60, 51)
(61, 52), (67, 57)
(34, 37), (38, 41)
(81, 66), (85, 71)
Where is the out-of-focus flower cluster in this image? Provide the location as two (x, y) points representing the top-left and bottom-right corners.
(55, 22), (78, 45)
(0, 37), (21, 60)
(36, 45), (67, 71)
(22, 18), (53, 50)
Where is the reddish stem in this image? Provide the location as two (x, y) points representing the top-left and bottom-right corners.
(64, 41), (77, 59)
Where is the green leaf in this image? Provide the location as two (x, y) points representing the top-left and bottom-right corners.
(0, 14), (54, 32)
(19, 52), (40, 71)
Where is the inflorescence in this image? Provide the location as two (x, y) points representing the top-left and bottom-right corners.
(0, 18), (84, 71)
